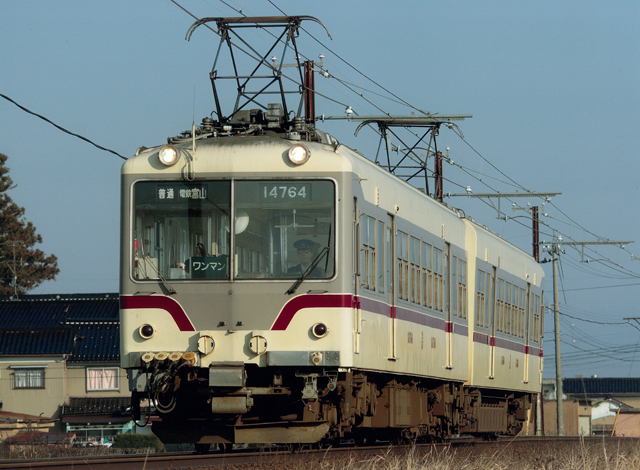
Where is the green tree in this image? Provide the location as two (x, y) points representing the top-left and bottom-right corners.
(0, 153), (59, 295)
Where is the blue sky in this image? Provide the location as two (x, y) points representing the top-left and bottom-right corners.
(2, 1), (639, 378)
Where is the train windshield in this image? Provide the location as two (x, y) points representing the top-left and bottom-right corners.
(131, 179), (334, 282)
(235, 180), (335, 280)
(132, 181), (231, 280)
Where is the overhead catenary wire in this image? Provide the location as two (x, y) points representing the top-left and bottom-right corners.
(0, 93), (127, 161)
(202, 2), (634, 273)
(176, 1), (640, 378)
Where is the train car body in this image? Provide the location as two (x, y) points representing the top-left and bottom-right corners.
(120, 115), (544, 446)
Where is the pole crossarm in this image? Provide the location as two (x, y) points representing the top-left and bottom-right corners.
(559, 241), (634, 246)
(546, 240), (635, 262)
(446, 192), (562, 220)
(318, 114), (472, 124)
(448, 192), (561, 198)
(318, 114), (471, 193)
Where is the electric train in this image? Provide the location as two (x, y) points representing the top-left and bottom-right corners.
(120, 15), (544, 448)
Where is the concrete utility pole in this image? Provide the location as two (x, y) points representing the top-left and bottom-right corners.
(532, 206), (540, 262)
(551, 241), (564, 435)
(543, 238), (634, 436)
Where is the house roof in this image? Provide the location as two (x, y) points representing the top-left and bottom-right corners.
(63, 397), (131, 416)
(61, 397), (131, 423)
(0, 294), (119, 327)
(564, 377), (640, 396)
(68, 321), (120, 362)
(0, 328), (75, 355)
(0, 294), (120, 362)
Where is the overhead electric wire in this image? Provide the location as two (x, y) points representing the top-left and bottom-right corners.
(185, 0), (640, 363)
(562, 282), (640, 292)
(0, 93), (126, 161)
(212, 0), (632, 287)
(558, 340), (640, 364)
(266, 0), (430, 118)
(559, 310), (627, 326)
(164, 2), (637, 287)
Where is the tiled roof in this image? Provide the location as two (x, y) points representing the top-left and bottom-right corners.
(564, 377), (640, 396)
(0, 294), (119, 328)
(68, 321), (120, 362)
(0, 294), (120, 361)
(0, 328), (75, 355)
(62, 397), (131, 416)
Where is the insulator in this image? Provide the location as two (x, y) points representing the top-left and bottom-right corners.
(201, 117), (214, 131)
(292, 116), (305, 132)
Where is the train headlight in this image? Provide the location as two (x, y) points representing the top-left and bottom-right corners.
(139, 324), (155, 339)
(312, 322), (328, 338)
(288, 144), (310, 165)
(158, 145), (179, 166)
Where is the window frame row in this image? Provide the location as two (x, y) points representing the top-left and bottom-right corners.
(476, 267), (544, 343)
(359, 214), (466, 318)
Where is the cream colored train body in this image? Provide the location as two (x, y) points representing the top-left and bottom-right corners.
(121, 120), (544, 446)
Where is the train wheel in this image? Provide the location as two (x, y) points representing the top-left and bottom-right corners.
(353, 429), (376, 446)
(194, 443), (211, 454)
(219, 443), (233, 453)
(310, 439), (326, 450)
(289, 443), (303, 454)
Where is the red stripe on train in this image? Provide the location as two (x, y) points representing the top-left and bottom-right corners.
(271, 294), (353, 330)
(120, 295), (195, 331)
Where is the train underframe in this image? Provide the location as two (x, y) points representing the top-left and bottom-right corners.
(133, 361), (534, 446)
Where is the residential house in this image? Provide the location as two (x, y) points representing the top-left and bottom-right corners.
(0, 294), (134, 442)
(563, 376), (640, 437)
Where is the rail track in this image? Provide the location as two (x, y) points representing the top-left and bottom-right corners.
(1, 436), (638, 470)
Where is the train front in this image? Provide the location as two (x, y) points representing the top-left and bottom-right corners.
(119, 123), (353, 446)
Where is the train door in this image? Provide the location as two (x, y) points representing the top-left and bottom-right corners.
(389, 213), (397, 359)
(524, 283), (532, 384)
(489, 266), (497, 378)
(445, 242), (452, 369)
(354, 197), (361, 354)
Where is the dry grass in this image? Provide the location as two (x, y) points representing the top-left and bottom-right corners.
(4, 438), (640, 469)
(0, 444), (156, 460)
(224, 439), (640, 470)
(316, 440), (640, 470)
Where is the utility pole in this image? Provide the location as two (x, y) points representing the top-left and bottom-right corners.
(303, 60), (315, 124)
(551, 240), (563, 435)
(435, 151), (444, 202)
(542, 237), (634, 436)
(532, 206), (540, 262)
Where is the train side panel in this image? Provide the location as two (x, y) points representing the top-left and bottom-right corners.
(347, 147), (469, 383)
(467, 222), (544, 394)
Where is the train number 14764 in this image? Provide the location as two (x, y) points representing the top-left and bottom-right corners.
(261, 184), (309, 199)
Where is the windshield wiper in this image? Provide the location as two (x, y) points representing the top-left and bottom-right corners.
(141, 255), (176, 295)
(285, 247), (329, 295)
